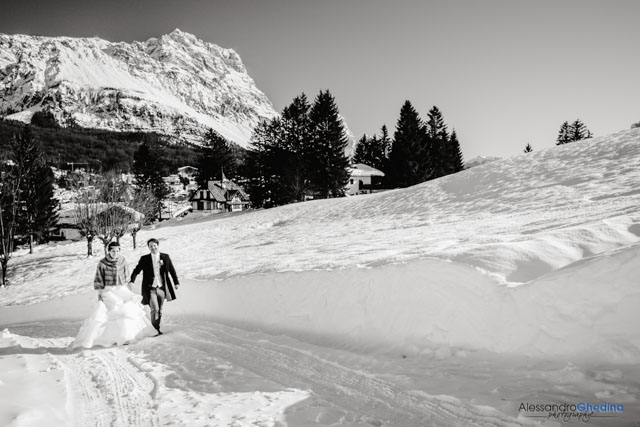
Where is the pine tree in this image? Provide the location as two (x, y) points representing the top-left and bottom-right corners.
(379, 124), (391, 160)
(280, 94), (313, 201)
(196, 129), (237, 186)
(21, 162), (58, 251)
(308, 90), (350, 198)
(524, 143), (533, 153)
(370, 135), (386, 171)
(133, 140), (169, 220)
(378, 124), (391, 177)
(1, 127), (52, 284)
(267, 145), (306, 205)
(9, 128), (58, 253)
(245, 93), (316, 207)
(247, 91), (350, 205)
(426, 106), (448, 140)
(425, 106), (450, 179)
(352, 133), (387, 172)
(244, 119), (281, 208)
(281, 93), (313, 155)
(352, 134), (371, 165)
(449, 130), (465, 172)
(246, 116), (305, 207)
(557, 119), (592, 145)
(556, 121), (572, 145)
(571, 119), (590, 142)
(387, 101), (424, 188)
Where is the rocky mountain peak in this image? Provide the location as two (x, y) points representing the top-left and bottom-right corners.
(0, 30), (277, 147)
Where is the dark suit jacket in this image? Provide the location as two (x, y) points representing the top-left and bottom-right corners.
(130, 253), (179, 305)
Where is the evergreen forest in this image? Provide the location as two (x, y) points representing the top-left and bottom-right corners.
(0, 117), (204, 174)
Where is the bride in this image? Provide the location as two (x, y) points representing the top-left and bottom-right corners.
(72, 241), (156, 349)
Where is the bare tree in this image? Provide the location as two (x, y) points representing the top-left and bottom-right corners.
(73, 173), (146, 256)
(0, 160), (21, 287)
(95, 205), (135, 255)
(73, 185), (100, 257)
(94, 173), (129, 254)
(128, 186), (156, 249)
(0, 129), (40, 286)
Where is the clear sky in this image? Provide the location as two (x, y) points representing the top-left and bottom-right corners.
(2, 0), (639, 159)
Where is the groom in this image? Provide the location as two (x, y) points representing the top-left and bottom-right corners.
(129, 238), (180, 335)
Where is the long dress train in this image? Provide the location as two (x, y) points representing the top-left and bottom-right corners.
(72, 285), (156, 348)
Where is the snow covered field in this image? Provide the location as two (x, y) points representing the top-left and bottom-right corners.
(1, 128), (640, 426)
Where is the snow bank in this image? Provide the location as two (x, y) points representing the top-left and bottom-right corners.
(0, 331), (73, 427)
(174, 244), (640, 363)
(5, 243), (637, 364)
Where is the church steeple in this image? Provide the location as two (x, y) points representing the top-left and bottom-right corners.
(221, 166), (227, 189)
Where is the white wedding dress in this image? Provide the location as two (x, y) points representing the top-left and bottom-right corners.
(72, 285), (156, 349)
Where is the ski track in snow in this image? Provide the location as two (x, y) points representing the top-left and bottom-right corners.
(1, 321), (544, 427)
(0, 331), (155, 427)
(17, 347), (156, 426)
(163, 323), (536, 427)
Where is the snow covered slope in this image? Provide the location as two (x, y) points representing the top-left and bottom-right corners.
(0, 29), (277, 146)
(465, 155), (502, 168)
(2, 127), (639, 362)
(1, 127), (639, 426)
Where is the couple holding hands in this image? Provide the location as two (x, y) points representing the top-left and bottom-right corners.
(72, 238), (180, 348)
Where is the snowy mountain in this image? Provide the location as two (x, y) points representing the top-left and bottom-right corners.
(1, 127), (639, 425)
(0, 29), (277, 147)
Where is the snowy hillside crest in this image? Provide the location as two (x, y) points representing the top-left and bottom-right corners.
(0, 29), (277, 146)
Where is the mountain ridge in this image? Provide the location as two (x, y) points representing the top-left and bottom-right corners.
(0, 29), (277, 147)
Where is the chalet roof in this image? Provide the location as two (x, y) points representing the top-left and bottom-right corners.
(348, 163), (385, 177)
(57, 203), (144, 226)
(178, 166), (198, 173)
(206, 180), (249, 202)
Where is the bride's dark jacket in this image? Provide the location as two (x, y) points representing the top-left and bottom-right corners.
(130, 253), (179, 305)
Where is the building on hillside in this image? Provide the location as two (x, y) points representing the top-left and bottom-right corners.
(177, 166), (198, 181)
(53, 206), (88, 241)
(189, 177), (250, 213)
(346, 163), (385, 195)
(163, 174), (181, 186)
(175, 166), (199, 192)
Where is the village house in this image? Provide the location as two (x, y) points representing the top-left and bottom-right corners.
(177, 166), (198, 182)
(163, 174), (181, 187)
(52, 203), (144, 241)
(190, 176), (250, 213)
(346, 163), (385, 195)
(53, 207), (84, 240)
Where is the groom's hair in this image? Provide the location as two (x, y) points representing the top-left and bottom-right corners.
(147, 238), (159, 246)
(107, 241), (120, 250)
